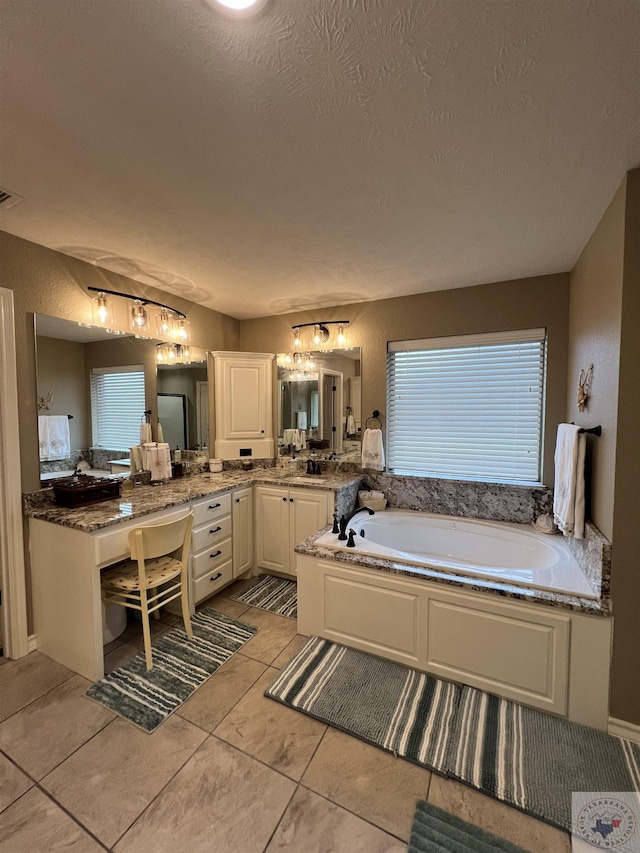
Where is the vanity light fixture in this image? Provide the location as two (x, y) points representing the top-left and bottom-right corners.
(156, 342), (192, 365)
(87, 286), (187, 340)
(207, 0), (268, 16)
(290, 320), (350, 351)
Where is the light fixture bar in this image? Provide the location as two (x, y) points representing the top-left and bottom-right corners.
(87, 286), (187, 319)
(290, 321), (350, 330)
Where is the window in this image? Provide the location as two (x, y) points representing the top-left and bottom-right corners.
(90, 365), (145, 449)
(386, 329), (546, 484)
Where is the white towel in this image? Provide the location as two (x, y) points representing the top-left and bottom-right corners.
(38, 415), (71, 461)
(362, 428), (385, 471)
(156, 422), (164, 443)
(553, 424), (586, 539)
(140, 422), (152, 444)
(283, 428), (297, 446)
(346, 414), (356, 435)
(142, 442), (172, 481)
(130, 446), (144, 473)
(295, 429), (306, 451)
(296, 411), (307, 430)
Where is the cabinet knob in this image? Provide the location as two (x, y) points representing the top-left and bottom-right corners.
(235, 498), (240, 503)
(261, 430), (265, 434)
(290, 497), (294, 502)
(282, 497), (287, 502)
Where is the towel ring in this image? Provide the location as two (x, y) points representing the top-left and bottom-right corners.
(365, 410), (383, 429)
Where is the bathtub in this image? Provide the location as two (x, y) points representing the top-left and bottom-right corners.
(314, 509), (596, 600)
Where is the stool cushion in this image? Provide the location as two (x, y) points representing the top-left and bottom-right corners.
(102, 555), (181, 591)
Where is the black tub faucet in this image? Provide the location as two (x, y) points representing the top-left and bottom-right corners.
(338, 505), (375, 540)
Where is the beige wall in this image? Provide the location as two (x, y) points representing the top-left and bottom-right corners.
(566, 182), (625, 540)
(241, 273), (570, 486)
(610, 169), (640, 725)
(36, 336), (90, 451)
(566, 168), (640, 726)
(0, 231), (240, 492)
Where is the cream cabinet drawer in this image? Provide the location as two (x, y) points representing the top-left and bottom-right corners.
(193, 558), (233, 603)
(191, 514), (232, 554)
(94, 507), (190, 568)
(191, 492), (232, 527)
(191, 537), (233, 580)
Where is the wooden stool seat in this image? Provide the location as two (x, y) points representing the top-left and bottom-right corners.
(102, 555), (182, 591)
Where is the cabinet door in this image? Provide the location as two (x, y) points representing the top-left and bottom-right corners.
(232, 487), (254, 578)
(254, 486), (290, 573)
(289, 489), (330, 574)
(216, 357), (272, 440)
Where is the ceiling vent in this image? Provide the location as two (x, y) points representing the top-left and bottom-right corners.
(0, 188), (25, 210)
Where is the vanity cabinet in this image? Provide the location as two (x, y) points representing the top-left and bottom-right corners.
(254, 485), (332, 577)
(232, 486), (253, 577)
(213, 351), (275, 459)
(190, 492), (233, 605)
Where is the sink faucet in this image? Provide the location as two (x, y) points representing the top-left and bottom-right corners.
(338, 505), (375, 540)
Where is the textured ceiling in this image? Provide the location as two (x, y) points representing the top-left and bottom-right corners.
(1, 0), (639, 319)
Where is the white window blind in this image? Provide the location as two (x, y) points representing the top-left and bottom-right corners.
(386, 329), (546, 483)
(90, 365), (145, 450)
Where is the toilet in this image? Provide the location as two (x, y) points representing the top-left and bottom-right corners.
(102, 600), (127, 645)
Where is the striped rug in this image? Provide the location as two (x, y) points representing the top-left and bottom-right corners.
(265, 638), (640, 833)
(451, 685), (640, 832)
(408, 801), (527, 853)
(229, 573), (297, 619)
(86, 608), (258, 733)
(265, 636), (458, 774)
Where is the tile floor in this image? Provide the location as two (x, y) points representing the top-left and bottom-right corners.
(0, 579), (572, 852)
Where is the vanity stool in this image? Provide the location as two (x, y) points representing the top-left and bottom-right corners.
(101, 511), (194, 669)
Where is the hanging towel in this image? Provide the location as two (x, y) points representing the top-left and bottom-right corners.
(296, 411), (307, 430)
(346, 413), (356, 435)
(142, 442), (172, 481)
(156, 422), (164, 443)
(362, 428), (385, 471)
(130, 445), (144, 473)
(553, 424), (586, 539)
(295, 429), (306, 451)
(140, 422), (152, 444)
(38, 415), (71, 461)
(283, 428), (297, 446)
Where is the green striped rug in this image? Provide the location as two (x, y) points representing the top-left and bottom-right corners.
(265, 636), (458, 774)
(86, 608), (258, 732)
(451, 685), (640, 833)
(408, 801), (527, 853)
(265, 638), (640, 832)
(229, 573), (297, 619)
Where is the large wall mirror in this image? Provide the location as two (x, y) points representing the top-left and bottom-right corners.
(34, 314), (208, 481)
(277, 348), (361, 460)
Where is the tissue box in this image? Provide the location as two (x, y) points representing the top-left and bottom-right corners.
(53, 475), (120, 507)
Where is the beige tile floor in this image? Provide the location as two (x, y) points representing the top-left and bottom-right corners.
(0, 579), (572, 852)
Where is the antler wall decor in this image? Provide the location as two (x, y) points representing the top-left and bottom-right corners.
(577, 364), (594, 413)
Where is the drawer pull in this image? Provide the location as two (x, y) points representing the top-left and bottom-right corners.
(209, 550), (222, 559)
(209, 526), (222, 534)
(208, 503), (221, 509)
(282, 497), (287, 502)
(210, 572), (223, 582)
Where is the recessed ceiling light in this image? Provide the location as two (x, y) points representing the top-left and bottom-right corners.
(206, 0), (268, 16)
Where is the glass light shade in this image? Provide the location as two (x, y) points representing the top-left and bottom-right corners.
(209, 0), (267, 12)
(292, 328), (302, 349)
(156, 308), (174, 337)
(175, 317), (190, 342)
(130, 300), (149, 332)
(91, 292), (113, 328)
(336, 323), (347, 347)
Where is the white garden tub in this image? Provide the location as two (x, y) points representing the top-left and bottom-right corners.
(314, 509), (596, 600)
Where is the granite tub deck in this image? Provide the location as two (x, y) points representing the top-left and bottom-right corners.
(296, 525), (611, 618)
(23, 470), (363, 532)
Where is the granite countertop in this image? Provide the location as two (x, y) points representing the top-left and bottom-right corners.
(295, 526), (611, 618)
(23, 469), (362, 533)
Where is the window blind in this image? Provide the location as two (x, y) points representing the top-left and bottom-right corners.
(90, 365), (145, 449)
(386, 329), (546, 483)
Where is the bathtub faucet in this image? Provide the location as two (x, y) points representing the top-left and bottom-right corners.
(338, 506), (375, 540)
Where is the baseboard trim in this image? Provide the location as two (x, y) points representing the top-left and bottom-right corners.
(27, 634), (37, 653)
(609, 716), (640, 745)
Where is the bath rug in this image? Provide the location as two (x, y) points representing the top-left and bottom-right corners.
(449, 685), (640, 833)
(408, 800), (527, 853)
(86, 608), (258, 733)
(229, 573), (297, 619)
(265, 638), (640, 834)
(265, 636), (459, 774)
